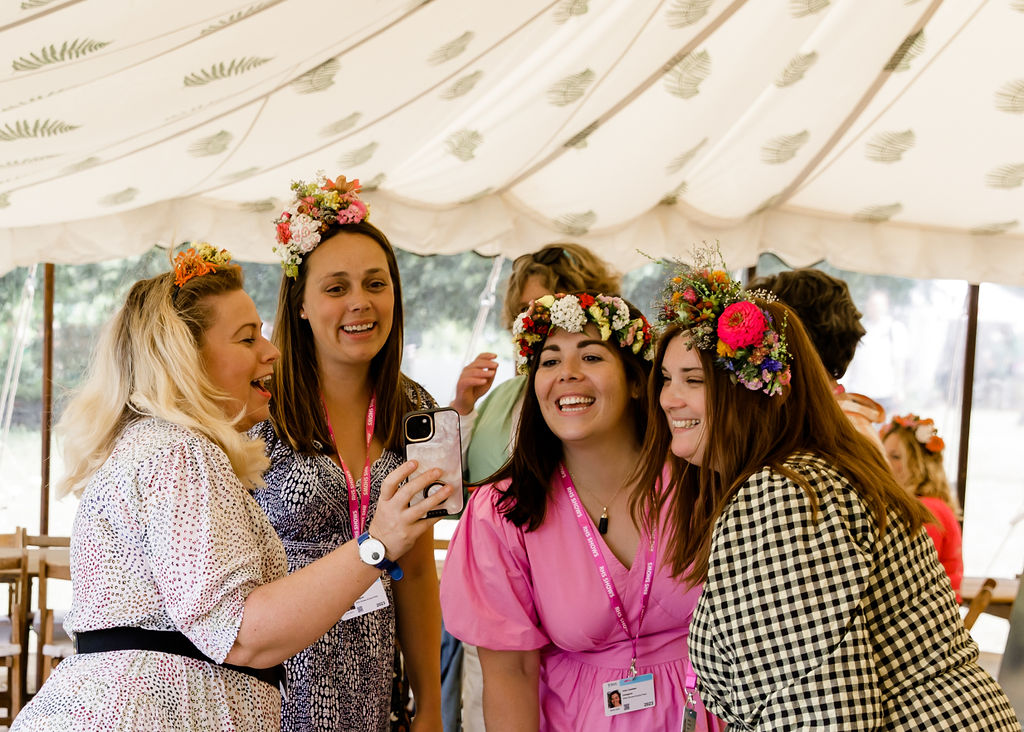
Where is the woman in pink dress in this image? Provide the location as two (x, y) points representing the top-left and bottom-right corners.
(881, 414), (963, 601)
(441, 293), (723, 731)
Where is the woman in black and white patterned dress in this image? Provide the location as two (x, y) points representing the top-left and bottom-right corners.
(12, 246), (448, 731)
(252, 174), (443, 731)
(633, 255), (1020, 731)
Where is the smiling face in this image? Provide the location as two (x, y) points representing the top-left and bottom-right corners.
(532, 325), (636, 449)
(300, 231), (395, 372)
(198, 289), (280, 430)
(659, 334), (708, 466)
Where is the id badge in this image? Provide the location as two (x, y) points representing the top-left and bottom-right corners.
(681, 706), (698, 732)
(602, 673), (655, 716)
(341, 577), (389, 621)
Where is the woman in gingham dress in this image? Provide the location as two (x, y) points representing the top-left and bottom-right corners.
(633, 251), (1019, 731)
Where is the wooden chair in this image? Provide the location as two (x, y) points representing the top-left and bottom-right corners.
(964, 577), (999, 631)
(0, 527), (27, 549)
(0, 550), (28, 724)
(36, 557), (74, 685)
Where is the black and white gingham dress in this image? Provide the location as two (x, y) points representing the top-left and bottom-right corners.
(689, 453), (1020, 731)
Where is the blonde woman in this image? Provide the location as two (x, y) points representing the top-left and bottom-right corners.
(13, 245), (448, 731)
(881, 414), (963, 600)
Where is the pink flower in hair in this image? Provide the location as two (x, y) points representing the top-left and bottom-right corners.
(717, 301), (767, 350)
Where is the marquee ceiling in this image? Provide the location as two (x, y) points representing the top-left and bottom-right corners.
(1, 0), (1022, 283)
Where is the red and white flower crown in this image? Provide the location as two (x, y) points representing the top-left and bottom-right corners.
(656, 245), (791, 397)
(512, 293), (654, 375)
(273, 172), (369, 278)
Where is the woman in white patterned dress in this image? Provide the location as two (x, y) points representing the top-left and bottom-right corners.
(252, 173), (444, 731)
(633, 252), (1020, 731)
(12, 245), (450, 731)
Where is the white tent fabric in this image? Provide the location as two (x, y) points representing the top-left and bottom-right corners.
(1, 0), (1023, 283)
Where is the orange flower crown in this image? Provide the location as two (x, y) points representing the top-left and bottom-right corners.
(172, 242), (232, 290)
(881, 414), (946, 454)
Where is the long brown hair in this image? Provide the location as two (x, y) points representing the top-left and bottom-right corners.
(269, 219), (417, 454)
(491, 296), (652, 530)
(633, 301), (929, 584)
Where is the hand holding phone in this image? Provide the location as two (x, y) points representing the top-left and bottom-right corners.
(403, 407), (465, 518)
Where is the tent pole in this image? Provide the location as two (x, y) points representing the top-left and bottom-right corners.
(956, 284), (979, 512)
(40, 262), (53, 535)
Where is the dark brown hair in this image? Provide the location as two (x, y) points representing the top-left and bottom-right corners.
(749, 269), (865, 379)
(633, 301), (928, 583)
(269, 220), (417, 454)
(490, 295), (651, 530)
(501, 243), (621, 329)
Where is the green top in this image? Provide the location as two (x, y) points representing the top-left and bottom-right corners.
(465, 375), (526, 484)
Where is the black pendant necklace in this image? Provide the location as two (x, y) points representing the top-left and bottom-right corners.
(598, 508), (609, 535)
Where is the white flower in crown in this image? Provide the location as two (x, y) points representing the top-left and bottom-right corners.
(915, 423), (935, 444)
(609, 297), (630, 331)
(512, 312), (527, 338)
(289, 213), (322, 254)
(549, 294), (586, 332)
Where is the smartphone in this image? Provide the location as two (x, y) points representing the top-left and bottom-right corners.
(402, 407), (465, 518)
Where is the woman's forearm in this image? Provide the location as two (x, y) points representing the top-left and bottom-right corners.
(226, 540), (380, 668)
(394, 531), (443, 724)
(478, 647), (540, 732)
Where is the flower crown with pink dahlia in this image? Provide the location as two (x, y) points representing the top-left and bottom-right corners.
(657, 245), (791, 397)
(512, 293), (654, 375)
(881, 414), (945, 454)
(273, 172), (369, 278)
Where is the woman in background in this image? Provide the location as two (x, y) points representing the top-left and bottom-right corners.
(881, 414), (963, 601)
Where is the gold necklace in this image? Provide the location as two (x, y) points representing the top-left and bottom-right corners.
(569, 470), (626, 535)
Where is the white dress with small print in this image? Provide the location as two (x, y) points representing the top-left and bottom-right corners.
(12, 418), (289, 732)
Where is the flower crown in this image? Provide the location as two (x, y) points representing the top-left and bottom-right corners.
(173, 242), (232, 289)
(881, 414), (945, 454)
(512, 293), (654, 375)
(273, 172), (369, 279)
(656, 245), (791, 396)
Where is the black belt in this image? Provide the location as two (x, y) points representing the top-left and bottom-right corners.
(75, 627), (287, 696)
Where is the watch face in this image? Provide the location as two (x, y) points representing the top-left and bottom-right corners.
(359, 537), (386, 565)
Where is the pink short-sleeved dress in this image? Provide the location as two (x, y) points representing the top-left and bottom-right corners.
(440, 477), (724, 732)
(12, 418), (289, 731)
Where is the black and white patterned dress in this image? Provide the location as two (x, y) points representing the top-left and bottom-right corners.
(251, 380), (434, 732)
(12, 418), (289, 731)
(689, 453), (1020, 731)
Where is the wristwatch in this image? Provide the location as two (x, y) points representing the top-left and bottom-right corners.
(357, 532), (404, 580)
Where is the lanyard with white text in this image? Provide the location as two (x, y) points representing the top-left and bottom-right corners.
(322, 393), (377, 538)
(558, 462), (656, 678)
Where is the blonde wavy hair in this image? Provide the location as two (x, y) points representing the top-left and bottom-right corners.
(501, 242), (621, 329)
(883, 425), (961, 517)
(56, 264), (269, 498)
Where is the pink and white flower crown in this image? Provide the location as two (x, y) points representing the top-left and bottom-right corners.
(273, 172), (369, 278)
(657, 245), (791, 397)
(881, 414), (945, 454)
(512, 292), (655, 375)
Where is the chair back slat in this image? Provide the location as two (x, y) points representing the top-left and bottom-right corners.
(26, 535), (71, 548)
(37, 556), (74, 685)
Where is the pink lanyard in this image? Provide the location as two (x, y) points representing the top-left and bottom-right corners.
(322, 393), (377, 538)
(558, 463), (656, 678)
